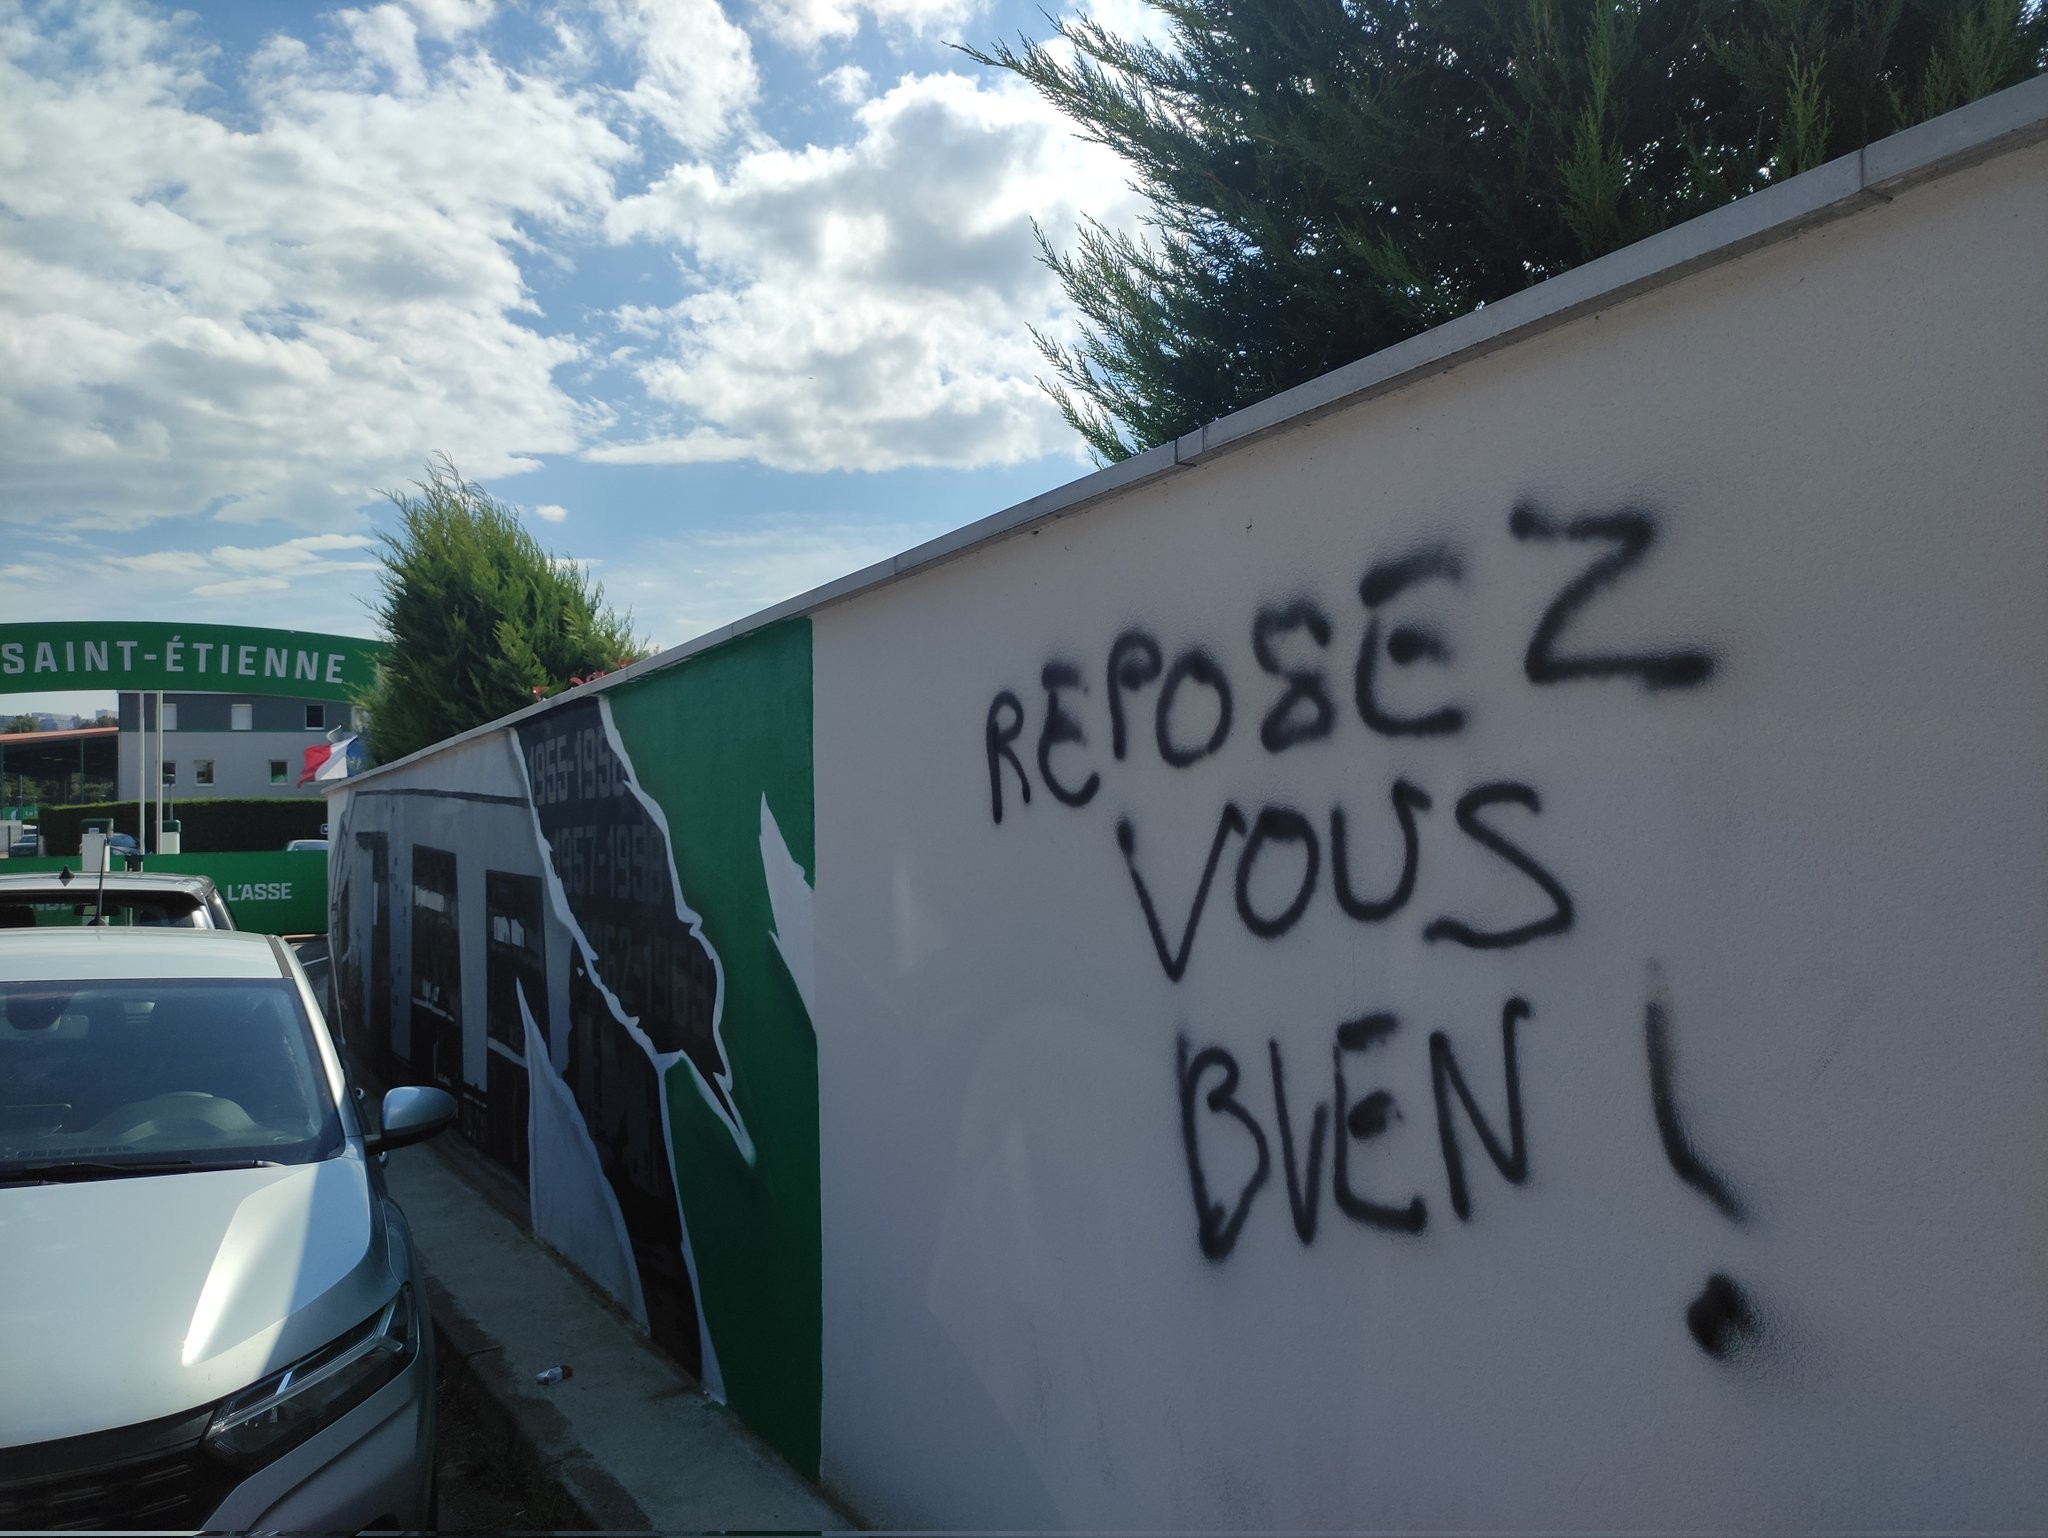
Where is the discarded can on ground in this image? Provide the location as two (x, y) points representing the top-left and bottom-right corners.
(534, 1365), (574, 1386)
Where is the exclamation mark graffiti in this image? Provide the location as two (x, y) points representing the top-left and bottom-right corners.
(1644, 968), (1761, 1359)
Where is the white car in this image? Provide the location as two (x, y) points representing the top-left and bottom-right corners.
(0, 869), (237, 930)
(0, 927), (455, 1532)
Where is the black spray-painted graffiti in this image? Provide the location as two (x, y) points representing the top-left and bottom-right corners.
(980, 501), (1759, 1359)
(985, 501), (1693, 971)
(1644, 974), (1760, 1358)
(1178, 998), (1529, 1257)
(1182, 999), (1534, 1258)
(1103, 778), (1573, 983)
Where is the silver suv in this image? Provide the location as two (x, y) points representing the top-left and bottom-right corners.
(0, 870), (236, 930)
(0, 927), (455, 1532)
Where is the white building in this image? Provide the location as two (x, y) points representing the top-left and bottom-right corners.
(117, 691), (364, 803)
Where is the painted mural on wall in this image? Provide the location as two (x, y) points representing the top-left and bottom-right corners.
(329, 619), (820, 1472)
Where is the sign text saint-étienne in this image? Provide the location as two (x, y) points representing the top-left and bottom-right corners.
(0, 622), (383, 702)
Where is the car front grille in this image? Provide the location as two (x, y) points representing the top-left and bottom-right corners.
(0, 1404), (239, 1533)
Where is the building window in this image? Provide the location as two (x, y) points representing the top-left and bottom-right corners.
(161, 761), (177, 786)
(269, 760), (287, 785)
(231, 703), (252, 731)
(195, 759), (214, 787)
(161, 703), (178, 731)
(305, 704), (325, 730)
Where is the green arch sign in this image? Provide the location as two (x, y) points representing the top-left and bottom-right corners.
(0, 622), (383, 702)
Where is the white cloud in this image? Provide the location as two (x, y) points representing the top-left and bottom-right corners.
(820, 62), (870, 104)
(756, 0), (991, 50)
(593, 0), (757, 152)
(337, 4), (429, 93)
(1065, 0), (1179, 49)
(597, 70), (1139, 472)
(105, 533), (381, 596)
(749, 0), (1164, 57)
(0, 0), (1144, 571)
(0, 530), (383, 630)
(399, 0), (499, 41)
(206, 531), (378, 574)
(0, 2), (633, 533)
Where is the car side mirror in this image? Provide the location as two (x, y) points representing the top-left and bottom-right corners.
(366, 1085), (457, 1153)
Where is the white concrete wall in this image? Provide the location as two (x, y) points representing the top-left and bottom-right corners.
(811, 134), (2048, 1530)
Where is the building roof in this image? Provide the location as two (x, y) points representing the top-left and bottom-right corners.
(0, 727), (117, 747)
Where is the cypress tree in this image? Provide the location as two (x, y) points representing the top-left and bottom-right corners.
(969, 0), (2047, 460)
(358, 458), (645, 765)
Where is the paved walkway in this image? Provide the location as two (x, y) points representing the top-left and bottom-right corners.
(384, 1139), (854, 1534)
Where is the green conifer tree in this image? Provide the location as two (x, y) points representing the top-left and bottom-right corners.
(358, 459), (646, 765)
(970, 0), (2046, 460)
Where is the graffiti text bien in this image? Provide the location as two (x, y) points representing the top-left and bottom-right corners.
(1180, 999), (1530, 1258)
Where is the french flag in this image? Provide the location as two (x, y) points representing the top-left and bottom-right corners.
(298, 732), (362, 787)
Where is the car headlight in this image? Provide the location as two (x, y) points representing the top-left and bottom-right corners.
(204, 1285), (418, 1471)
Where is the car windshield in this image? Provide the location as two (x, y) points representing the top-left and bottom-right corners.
(0, 976), (341, 1175)
(0, 891), (208, 928)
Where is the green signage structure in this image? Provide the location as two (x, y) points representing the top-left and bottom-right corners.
(0, 622), (382, 701)
(0, 850), (330, 935)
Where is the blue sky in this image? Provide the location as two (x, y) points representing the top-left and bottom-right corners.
(0, 0), (1163, 714)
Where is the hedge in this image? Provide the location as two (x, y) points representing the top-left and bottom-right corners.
(36, 797), (327, 854)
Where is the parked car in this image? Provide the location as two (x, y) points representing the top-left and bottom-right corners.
(0, 927), (455, 1532)
(0, 870), (235, 930)
(284, 839), (329, 853)
(4, 836), (34, 860)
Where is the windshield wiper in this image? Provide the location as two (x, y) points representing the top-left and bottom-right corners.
(0, 1157), (284, 1186)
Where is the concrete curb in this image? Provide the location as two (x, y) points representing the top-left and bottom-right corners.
(426, 1276), (649, 1533)
(386, 1139), (855, 1536)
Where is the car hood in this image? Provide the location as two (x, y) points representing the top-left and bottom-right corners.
(0, 1150), (400, 1446)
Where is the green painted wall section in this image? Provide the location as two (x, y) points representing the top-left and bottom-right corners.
(0, 850), (328, 934)
(607, 618), (821, 1476)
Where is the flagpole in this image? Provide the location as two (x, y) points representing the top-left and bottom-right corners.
(133, 692), (144, 857)
(153, 689), (164, 856)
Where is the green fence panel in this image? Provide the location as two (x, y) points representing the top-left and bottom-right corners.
(0, 850), (327, 935)
(149, 851), (329, 934)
